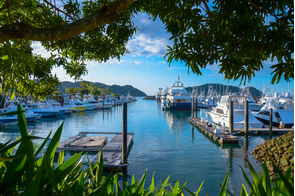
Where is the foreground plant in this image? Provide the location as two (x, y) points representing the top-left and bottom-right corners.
(219, 161), (293, 196)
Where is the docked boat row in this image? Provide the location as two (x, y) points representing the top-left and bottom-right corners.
(0, 94), (137, 126)
(156, 76), (294, 129)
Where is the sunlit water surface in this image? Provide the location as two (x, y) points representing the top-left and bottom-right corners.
(0, 98), (271, 195)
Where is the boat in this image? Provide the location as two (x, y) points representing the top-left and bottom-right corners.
(83, 95), (101, 109)
(162, 76), (192, 111)
(98, 96), (113, 109)
(240, 86), (261, 111)
(0, 115), (18, 126)
(155, 88), (163, 102)
(208, 95), (263, 128)
(254, 96), (294, 128)
(205, 85), (218, 107)
(27, 102), (59, 117)
(63, 99), (87, 112)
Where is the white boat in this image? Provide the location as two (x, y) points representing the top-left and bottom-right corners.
(205, 86), (218, 107)
(43, 100), (68, 116)
(98, 97), (113, 109)
(27, 102), (59, 117)
(83, 96), (101, 109)
(156, 88), (163, 102)
(254, 96), (294, 128)
(208, 95), (263, 128)
(3, 102), (38, 122)
(162, 76), (192, 111)
(240, 86), (261, 111)
(0, 115), (18, 126)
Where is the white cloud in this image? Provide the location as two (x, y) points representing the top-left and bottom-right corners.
(32, 42), (54, 58)
(99, 59), (125, 65)
(159, 61), (166, 64)
(134, 61), (141, 65)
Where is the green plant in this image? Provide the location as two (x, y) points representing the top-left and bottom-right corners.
(220, 161), (294, 196)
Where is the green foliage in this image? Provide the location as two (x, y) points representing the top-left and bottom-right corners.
(220, 161), (294, 196)
(0, 0), (293, 98)
(138, 0), (293, 85)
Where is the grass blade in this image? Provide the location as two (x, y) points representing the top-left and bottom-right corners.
(240, 184), (249, 196)
(74, 171), (84, 196)
(219, 170), (229, 196)
(261, 161), (271, 194)
(46, 122), (63, 164)
(271, 160), (294, 195)
(248, 161), (266, 196)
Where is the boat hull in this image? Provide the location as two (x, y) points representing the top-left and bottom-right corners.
(255, 116), (294, 128)
(71, 106), (87, 112)
(169, 102), (191, 111)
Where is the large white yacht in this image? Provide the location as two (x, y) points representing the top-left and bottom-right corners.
(208, 95), (263, 128)
(162, 76), (192, 111)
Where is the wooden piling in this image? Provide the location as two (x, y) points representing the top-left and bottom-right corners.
(244, 100), (249, 134)
(229, 100), (233, 134)
(191, 98), (195, 118)
(269, 108), (273, 139)
(122, 102), (128, 175)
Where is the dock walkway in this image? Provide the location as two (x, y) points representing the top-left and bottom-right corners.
(189, 118), (240, 144)
(57, 132), (134, 171)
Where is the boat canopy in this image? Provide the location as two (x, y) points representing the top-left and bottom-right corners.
(277, 110), (294, 124)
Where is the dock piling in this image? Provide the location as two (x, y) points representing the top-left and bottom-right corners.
(191, 98), (195, 118)
(244, 100), (249, 134)
(122, 102), (128, 175)
(269, 108), (273, 139)
(229, 100), (233, 134)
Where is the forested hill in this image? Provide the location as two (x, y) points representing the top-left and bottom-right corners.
(58, 81), (147, 97)
(185, 83), (263, 97)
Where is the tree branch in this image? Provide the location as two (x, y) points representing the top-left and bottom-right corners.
(43, 0), (76, 21)
(248, 0), (293, 37)
(0, 0), (135, 43)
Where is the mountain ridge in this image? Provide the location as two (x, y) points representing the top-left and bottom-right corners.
(58, 81), (147, 97)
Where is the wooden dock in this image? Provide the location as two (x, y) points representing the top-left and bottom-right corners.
(90, 132), (134, 170)
(229, 127), (293, 135)
(189, 118), (240, 144)
(57, 132), (134, 171)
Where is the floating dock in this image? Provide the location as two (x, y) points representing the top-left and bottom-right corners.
(229, 127), (293, 135)
(189, 117), (240, 144)
(57, 132), (134, 171)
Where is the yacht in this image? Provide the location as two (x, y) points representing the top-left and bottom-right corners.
(162, 76), (192, 111)
(27, 102), (59, 117)
(155, 88), (163, 102)
(240, 86), (261, 111)
(254, 96), (294, 128)
(98, 96), (113, 109)
(208, 95), (263, 128)
(63, 99), (87, 112)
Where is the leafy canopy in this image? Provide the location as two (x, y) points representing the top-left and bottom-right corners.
(0, 0), (293, 98)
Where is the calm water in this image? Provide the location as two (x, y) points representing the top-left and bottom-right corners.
(0, 98), (270, 195)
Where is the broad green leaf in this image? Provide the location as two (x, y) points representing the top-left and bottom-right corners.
(45, 122), (63, 164)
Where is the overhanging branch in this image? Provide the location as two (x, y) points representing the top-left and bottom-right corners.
(0, 0), (135, 43)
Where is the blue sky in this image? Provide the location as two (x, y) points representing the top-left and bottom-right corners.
(33, 12), (294, 96)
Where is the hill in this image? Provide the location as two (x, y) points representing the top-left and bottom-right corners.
(185, 83), (262, 97)
(58, 81), (147, 97)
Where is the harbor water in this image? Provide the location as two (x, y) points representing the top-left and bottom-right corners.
(0, 98), (271, 195)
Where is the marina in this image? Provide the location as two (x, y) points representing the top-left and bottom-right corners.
(0, 97), (293, 195)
